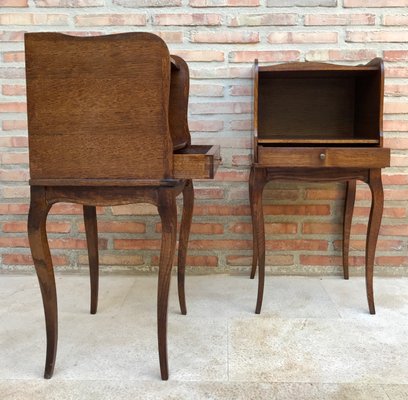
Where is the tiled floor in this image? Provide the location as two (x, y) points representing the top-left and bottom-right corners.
(0, 274), (407, 399)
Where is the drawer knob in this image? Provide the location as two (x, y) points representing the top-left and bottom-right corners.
(319, 153), (326, 160)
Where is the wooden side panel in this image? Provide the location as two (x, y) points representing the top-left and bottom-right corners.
(169, 55), (191, 151)
(25, 32), (172, 181)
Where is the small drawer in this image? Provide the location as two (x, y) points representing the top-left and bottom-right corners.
(258, 146), (390, 168)
(174, 145), (221, 179)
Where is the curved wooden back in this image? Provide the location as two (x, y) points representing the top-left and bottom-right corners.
(25, 32), (174, 184)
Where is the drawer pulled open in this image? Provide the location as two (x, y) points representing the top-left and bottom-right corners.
(174, 145), (221, 179)
(258, 146), (390, 169)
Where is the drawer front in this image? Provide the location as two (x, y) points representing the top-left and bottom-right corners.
(174, 145), (221, 179)
(258, 147), (390, 168)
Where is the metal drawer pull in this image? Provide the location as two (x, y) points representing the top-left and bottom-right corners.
(319, 153), (326, 160)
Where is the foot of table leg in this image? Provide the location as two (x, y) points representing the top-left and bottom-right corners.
(83, 205), (99, 315)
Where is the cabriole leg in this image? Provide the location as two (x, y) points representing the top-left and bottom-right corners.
(28, 186), (57, 379)
(157, 190), (178, 380)
(343, 180), (356, 280)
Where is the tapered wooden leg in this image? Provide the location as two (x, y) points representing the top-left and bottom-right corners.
(343, 180), (356, 280)
(28, 186), (56, 379)
(366, 169), (384, 315)
(177, 180), (193, 316)
(252, 168), (267, 314)
(249, 166), (258, 279)
(157, 190), (178, 380)
(83, 205), (99, 315)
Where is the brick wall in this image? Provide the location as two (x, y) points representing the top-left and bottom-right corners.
(1, 0), (407, 274)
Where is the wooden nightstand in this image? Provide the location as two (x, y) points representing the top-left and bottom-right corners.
(250, 58), (390, 315)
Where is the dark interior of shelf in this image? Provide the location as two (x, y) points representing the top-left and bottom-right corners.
(257, 69), (381, 143)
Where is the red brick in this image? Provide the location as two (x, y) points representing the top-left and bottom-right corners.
(78, 221), (145, 233)
(226, 254), (294, 266)
(305, 14), (375, 25)
(306, 49), (377, 62)
(114, 239), (161, 250)
(3, 221), (71, 233)
(0, 0), (28, 6)
(0, 31), (24, 42)
(36, 0), (105, 6)
(1, 186), (29, 198)
(230, 222), (297, 234)
(189, 120), (224, 132)
(230, 50), (300, 62)
(383, 174), (408, 184)
(190, 84), (224, 97)
(194, 187), (225, 199)
(49, 203), (84, 215)
(0, 13), (69, 25)
(384, 120), (408, 131)
(0, 102), (26, 113)
(229, 13), (296, 26)
(0, 204), (29, 215)
(155, 32), (183, 43)
(375, 256), (408, 267)
(3, 52), (25, 63)
(190, 102), (251, 115)
(384, 50), (408, 61)
(2, 253), (68, 266)
(188, 240), (252, 250)
(383, 15), (408, 25)
(305, 187), (344, 200)
(190, 0), (259, 6)
(334, 239), (403, 251)
(380, 224), (408, 236)
(230, 85), (251, 96)
(302, 223), (342, 234)
(386, 67), (408, 78)
(344, 0), (408, 6)
(111, 204), (157, 215)
(156, 223), (224, 234)
(263, 205), (331, 216)
(268, 32), (338, 44)
(214, 170), (250, 181)
(267, 240), (328, 251)
(114, 0), (181, 6)
(75, 14), (146, 26)
(153, 13), (221, 25)
(346, 31), (408, 43)
(174, 50), (224, 62)
(0, 169), (29, 181)
(190, 66), (252, 79)
(0, 151), (28, 164)
(151, 255), (218, 267)
(193, 205), (250, 216)
(0, 137), (28, 147)
(232, 155), (251, 166)
(2, 120), (27, 131)
(300, 255), (342, 266)
(385, 85), (408, 96)
(98, 254), (144, 266)
(391, 155), (408, 167)
(191, 31), (259, 44)
(384, 102), (408, 114)
(2, 85), (26, 96)
(0, 237), (28, 247)
(354, 207), (406, 219)
(230, 120), (251, 131)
